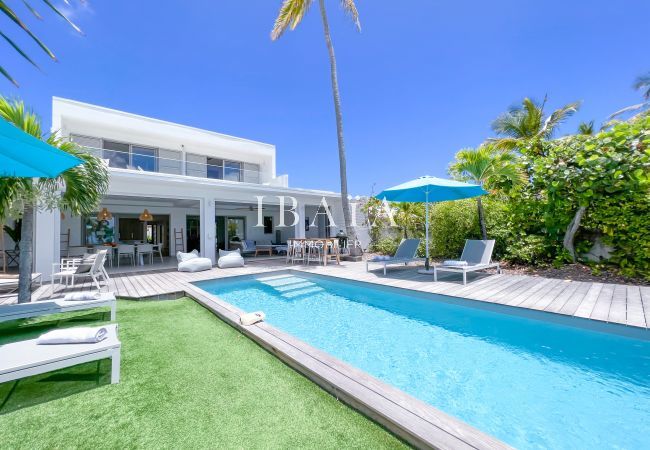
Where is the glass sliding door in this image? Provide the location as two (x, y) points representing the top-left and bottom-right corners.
(227, 217), (245, 244)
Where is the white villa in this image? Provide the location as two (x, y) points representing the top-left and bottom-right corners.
(18, 97), (351, 278)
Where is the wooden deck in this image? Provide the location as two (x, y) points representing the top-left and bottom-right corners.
(16, 259), (649, 329)
(3, 260), (648, 449)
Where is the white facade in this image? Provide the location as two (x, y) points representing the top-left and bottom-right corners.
(28, 98), (348, 279)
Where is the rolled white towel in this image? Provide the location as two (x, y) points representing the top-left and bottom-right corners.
(442, 260), (468, 267)
(37, 326), (108, 345)
(372, 255), (391, 261)
(240, 311), (265, 326)
(64, 292), (102, 301)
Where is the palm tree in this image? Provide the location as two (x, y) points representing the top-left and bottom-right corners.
(607, 71), (650, 122)
(271, 0), (361, 251)
(578, 121), (595, 135)
(393, 202), (422, 240)
(0, 97), (109, 303)
(490, 97), (580, 155)
(449, 145), (524, 240)
(634, 72), (650, 101)
(1, 0), (84, 86)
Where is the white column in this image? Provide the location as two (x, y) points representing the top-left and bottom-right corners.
(33, 208), (60, 281)
(201, 198), (216, 263)
(294, 201), (306, 239)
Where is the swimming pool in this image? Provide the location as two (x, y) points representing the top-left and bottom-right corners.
(194, 272), (650, 449)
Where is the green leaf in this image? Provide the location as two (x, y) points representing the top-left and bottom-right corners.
(0, 64), (19, 87)
(0, 30), (40, 69)
(0, 1), (57, 60)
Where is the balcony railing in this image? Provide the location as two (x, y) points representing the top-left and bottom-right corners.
(79, 146), (262, 184)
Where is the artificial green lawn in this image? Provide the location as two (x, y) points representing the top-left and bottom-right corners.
(0, 299), (406, 449)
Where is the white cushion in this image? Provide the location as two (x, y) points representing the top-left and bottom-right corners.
(219, 249), (241, 258)
(176, 249), (199, 263)
(178, 257), (212, 272)
(218, 253), (245, 269)
(442, 260), (468, 267)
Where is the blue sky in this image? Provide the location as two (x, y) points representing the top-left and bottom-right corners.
(2, 0), (649, 195)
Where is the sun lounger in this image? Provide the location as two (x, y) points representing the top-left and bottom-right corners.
(433, 239), (501, 285)
(0, 273), (42, 294)
(0, 292), (116, 323)
(0, 324), (121, 384)
(366, 238), (422, 275)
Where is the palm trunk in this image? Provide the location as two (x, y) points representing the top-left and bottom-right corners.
(318, 0), (359, 255)
(563, 206), (586, 262)
(477, 197), (487, 240)
(18, 201), (34, 304)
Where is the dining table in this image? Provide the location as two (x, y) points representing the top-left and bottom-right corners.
(92, 243), (162, 266)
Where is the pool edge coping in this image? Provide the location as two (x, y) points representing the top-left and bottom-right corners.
(181, 276), (513, 450)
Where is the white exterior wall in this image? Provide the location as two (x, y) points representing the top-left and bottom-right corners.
(32, 97), (348, 280)
(52, 97), (282, 185)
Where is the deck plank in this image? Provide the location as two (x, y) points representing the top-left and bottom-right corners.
(625, 286), (645, 328)
(640, 286), (650, 327)
(590, 284), (615, 321)
(557, 282), (592, 316)
(544, 281), (582, 313)
(607, 284), (628, 325)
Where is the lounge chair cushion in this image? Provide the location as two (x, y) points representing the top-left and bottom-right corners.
(442, 260), (468, 267)
(75, 253), (97, 274)
(218, 249), (245, 269)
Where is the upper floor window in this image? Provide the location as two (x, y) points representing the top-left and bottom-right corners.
(131, 146), (157, 172)
(102, 141), (130, 169)
(206, 158), (224, 180)
(101, 141), (157, 172)
(224, 160), (241, 182)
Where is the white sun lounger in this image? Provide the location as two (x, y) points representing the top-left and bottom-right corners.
(0, 273), (42, 294)
(433, 239), (501, 285)
(0, 324), (121, 384)
(366, 238), (422, 275)
(0, 292), (116, 323)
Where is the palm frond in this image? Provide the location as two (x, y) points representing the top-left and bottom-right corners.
(0, 30), (40, 69)
(43, 136), (110, 215)
(41, 0), (84, 34)
(0, 64), (19, 87)
(633, 72), (650, 101)
(449, 145), (525, 192)
(539, 101), (580, 138)
(271, 0), (313, 40)
(22, 0), (42, 19)
(340, 0), (361, 31)
(608, 102), (648, 120)
(0, 1), (57, 60)
(0, 97), (42, 136)
(578, 121), (594, 135)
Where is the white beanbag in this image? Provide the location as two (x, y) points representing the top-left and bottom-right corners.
(177, 250), (212, 272)
(218, 249), (245, 269)
(177, 249), (199, 263)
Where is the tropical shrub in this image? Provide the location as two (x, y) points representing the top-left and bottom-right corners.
(523, 115), (650, 278)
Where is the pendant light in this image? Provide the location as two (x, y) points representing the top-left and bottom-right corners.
(97, 207), (112, 220)
(139, 209), (153, 222)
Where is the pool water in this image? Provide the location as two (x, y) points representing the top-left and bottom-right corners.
(194, 273), (650, 449)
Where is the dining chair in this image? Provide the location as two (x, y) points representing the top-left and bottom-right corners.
(286, 239), (294, 263)
(138, 244), (154, 265)
(117, 244), (135, 267)
(291, 240), (305, 264)
(307, 240), (324, 265)
(154, 242), (164, 263)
